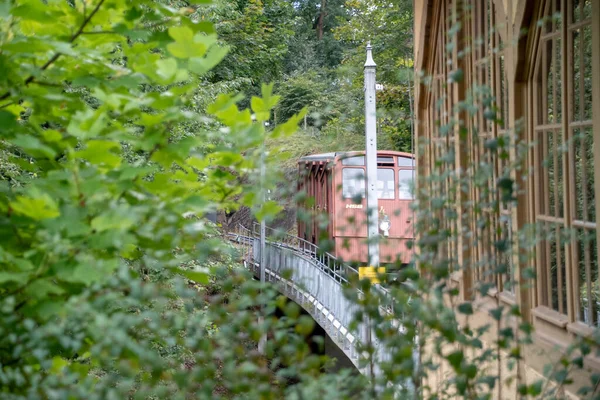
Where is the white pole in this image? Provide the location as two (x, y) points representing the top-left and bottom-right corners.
(364, 42), (379, 268)
(258, 138), (267, 354)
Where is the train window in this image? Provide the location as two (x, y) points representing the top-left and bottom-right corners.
(397, 156), (414, 167)
(342, 156), (365, 166)
(377, 156), (395, 165)
(377, 168), (395, 199)
(398, 169), (414, 199)
(342, 168), (366, 198)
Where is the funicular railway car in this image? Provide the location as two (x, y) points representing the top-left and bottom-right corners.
(297, 151), (415, 265)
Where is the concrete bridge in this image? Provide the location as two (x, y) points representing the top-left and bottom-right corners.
(228, 224), (417, 385)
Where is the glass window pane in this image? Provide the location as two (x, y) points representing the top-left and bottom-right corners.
(584, 127), (595, 222)
(377, 168), (395, 199)
(577, 228), (598, 326)
(583, 25), (592, 121)
(573, 0), (581, 23)
(342, 168), (365, 199)
(398, 170), (414, 200)
(342, 156), (364, 166)
(546, 40), (555, 124)
(377, 156), (394, 164)
(397, 156), (415, 167)
(573, 28), (581, 121)
(583, 0), (591, 19)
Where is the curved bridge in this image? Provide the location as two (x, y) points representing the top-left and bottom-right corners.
(228, 224), (407, 378)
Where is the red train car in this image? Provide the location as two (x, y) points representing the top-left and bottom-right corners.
(297, 151), (415, 265)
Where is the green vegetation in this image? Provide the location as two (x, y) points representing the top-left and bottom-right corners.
(0, 0), (362, 397)
(2, 0), (598, 399)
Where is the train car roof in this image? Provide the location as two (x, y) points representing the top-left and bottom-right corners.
(298, 152), (338, 162)
(298, 150), (413, 163)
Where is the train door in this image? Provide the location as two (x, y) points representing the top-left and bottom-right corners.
(376, 156), (397, 263)
(297, 163), (306, 240)
(391, 155), (415, 264)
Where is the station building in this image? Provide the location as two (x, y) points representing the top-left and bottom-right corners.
(414, 0), (600, 396)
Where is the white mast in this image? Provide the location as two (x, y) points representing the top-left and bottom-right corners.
(364, 42), (379, 267)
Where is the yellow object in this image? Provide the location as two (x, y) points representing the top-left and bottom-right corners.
(358, 266), (386, 284)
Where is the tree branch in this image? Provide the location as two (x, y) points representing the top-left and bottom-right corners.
(70, 0), (106, 42)
(0, 0), (106, 101)
(80, 30), (118, 35)
(0, 101), (14, 110)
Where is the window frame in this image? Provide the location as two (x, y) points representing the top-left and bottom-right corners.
(528, 0), (600, 336)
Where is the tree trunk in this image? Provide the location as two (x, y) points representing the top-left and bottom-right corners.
(316, 0), (326, 40)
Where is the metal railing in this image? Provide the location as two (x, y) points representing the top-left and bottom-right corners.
(250, 222), (359, 285)
(228, 222), (416, 320)
(229, 223), (406, 321)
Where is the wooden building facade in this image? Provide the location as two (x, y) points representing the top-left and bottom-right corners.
(414, 0), (600, 396)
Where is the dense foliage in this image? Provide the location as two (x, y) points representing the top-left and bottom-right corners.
(3, 0), (597, 399)
(0, 0), (371, 397)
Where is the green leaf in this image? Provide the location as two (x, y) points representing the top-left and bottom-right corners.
(295, 315), (315, 337)
(10, 194), (60, 220)
(484, 138), (498, 151)
(457, 302), (473, 315)
(91, 206), (135, 233)
(255, 200), (282, 222)
(41, 129), (62, 143)
(188, 44), (229, 75)
(167, 26), (208, 58)
(67, 109), (108, 139)
(177, 268), (210, 285)
(156, 58), (178, 82)
(0, 110), (18, 131)
(124, 6), (142, 21)
(522, 267), (536, 280)
(484, 108), (496, 121)
(260, 83), (280, 109)
(489, 306), (503, 321)
(207, 93), (244, 115)
(448, 68), (464, 83)
(192, 33), (217, 48)
(10, 134), (57, 159)
(75, 140), (121, 169)
(0, 272), (30, 285)
(11, 1), (49, 22)
(527, 380), (543, 396)
(0, 0), (10, 18)
(50, 357), (69, 375)
(251, 83), (281, 121)
(479, 375), (496, 390)
(25, 279), (65, 298)
(251, 97), (268, 121)
(61, 259), (119, 286)
(33, 299), (66, 320)
(463, 364), (477, 379)
(271, 109), (305, 138)
(446, 350), (463, 370)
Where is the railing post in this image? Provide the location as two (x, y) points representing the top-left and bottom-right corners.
(258, 140), (267, 355)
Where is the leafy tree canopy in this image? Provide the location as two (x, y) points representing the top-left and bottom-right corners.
(0, 0), (357, 397)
